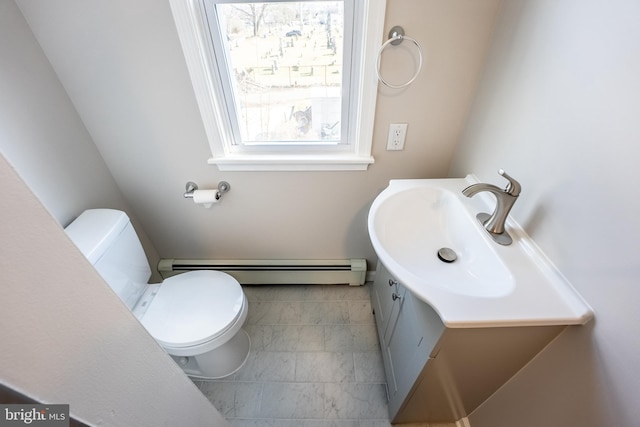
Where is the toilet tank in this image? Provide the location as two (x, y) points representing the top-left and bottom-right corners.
(65, 209), (151, 309)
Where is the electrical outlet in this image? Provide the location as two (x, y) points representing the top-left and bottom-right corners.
(387, 123), (408, 150)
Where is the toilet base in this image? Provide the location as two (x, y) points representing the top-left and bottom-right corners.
(171, 329), (251, 379)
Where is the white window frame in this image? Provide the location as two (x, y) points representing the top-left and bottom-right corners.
(169, 0), (385, 171)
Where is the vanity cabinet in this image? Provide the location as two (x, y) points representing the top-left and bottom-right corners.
(371, 262), (566, 424)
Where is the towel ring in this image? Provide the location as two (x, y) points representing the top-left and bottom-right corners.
(376, 26), (424, 89)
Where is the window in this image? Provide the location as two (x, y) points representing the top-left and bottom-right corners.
(205, 1), (349, 145)
(170, 0), (385, 170)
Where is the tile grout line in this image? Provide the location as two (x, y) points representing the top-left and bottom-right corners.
(202, 284), (392, 425)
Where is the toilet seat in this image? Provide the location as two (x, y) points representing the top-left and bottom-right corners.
(140, 270), (246, 354)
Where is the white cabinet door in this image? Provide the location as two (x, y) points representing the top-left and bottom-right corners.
(386, 284), (424, 412)
(372, 262), (446, 419)
(371, 262), (397, 341)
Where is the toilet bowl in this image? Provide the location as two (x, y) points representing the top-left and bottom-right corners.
(65, 209), (250, 379)
(139, 270), (250, 378)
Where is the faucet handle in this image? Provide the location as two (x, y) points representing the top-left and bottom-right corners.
(498, 169), (521, 196)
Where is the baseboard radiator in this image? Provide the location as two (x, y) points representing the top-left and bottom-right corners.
(157, 258), (367, 286)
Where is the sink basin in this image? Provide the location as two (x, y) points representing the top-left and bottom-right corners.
(371, 184), (514, 298)
(368, 177), (593, 327)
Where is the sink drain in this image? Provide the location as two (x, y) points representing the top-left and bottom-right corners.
(437, 247), (457, 263)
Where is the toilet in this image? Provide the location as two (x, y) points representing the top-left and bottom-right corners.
(64, 208), (250, 379)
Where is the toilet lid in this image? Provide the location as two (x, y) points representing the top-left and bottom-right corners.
(140, 270), (244, 348)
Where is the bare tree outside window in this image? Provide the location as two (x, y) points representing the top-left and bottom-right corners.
(231, 3), (270, 37)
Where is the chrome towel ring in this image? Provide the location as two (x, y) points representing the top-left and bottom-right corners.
(376, 26), (424, 89)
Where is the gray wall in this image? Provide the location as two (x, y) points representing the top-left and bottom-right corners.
(15, 0), (501, 268)
(450, 0), (640, 425)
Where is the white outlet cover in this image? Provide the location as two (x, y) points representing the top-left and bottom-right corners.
(387, 123), (408, 150)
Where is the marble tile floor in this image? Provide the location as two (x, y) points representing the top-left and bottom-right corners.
(192, 283), (405, 427)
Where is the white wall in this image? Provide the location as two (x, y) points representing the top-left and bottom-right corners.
(15, 0), (501, 269)
(0, 153), (229, 426)
(0, 0), (160, 277)
(0, 0), (124, 227)
(450, 0), (640, 425)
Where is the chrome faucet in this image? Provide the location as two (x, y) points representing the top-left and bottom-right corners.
(462, 169), (521, 245)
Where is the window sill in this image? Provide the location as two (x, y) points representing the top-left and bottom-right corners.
(208, 153), (375, 171)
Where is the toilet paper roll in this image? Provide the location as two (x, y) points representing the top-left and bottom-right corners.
(192, 189), (220, 208)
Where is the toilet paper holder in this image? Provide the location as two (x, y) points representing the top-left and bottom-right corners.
(183, 181), (231, 200)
